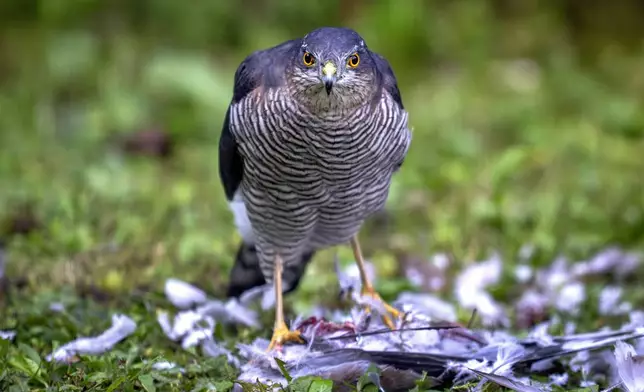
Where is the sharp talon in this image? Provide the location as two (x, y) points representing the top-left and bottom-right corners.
(383, 313), (397, 330)
(361, 287), (402, 330)
(267, 325), (305, 352)
(267, 255), (305, 352)
(349, 235), (402, 329)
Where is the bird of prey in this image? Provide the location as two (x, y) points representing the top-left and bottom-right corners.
(219, 27), (412, 351)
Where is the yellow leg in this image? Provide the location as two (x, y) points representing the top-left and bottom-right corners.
(267, 254), (304, 351)
(350, 234), (402, 329)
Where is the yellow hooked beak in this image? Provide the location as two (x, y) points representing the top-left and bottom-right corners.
(322, 61), (337, 95)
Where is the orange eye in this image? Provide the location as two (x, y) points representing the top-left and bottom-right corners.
(303, 51), (315, 66)
(347, 53), (360, 68)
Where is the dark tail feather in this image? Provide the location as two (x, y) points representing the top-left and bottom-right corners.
(299, 348), (455, 378)
(226, 242), (316, 298)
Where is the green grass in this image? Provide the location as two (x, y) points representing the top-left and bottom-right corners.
(1, 1), (644, 390)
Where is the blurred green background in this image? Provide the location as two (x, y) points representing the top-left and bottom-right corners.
(1, 0), (643, 304)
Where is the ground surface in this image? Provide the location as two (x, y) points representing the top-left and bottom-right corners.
(1, 2), (644, 391)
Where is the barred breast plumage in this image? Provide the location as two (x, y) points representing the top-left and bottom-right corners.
(229, 87), (410, 278)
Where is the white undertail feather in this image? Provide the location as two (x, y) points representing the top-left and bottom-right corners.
(229, 189), (255, 245)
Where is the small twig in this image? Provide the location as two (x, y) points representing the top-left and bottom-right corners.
(466, 308), (478, 329)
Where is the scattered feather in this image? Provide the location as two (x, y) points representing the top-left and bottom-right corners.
(160, 278), (260, 329)
(335, 256), (375, 298)
(49, 302), (65, 312)
(394, 292), (457, 322)
(549, 373), (569, 386)
(8, 241), (636, 392)
(613, 341), (644, 392)
(403, 253), (450, 291)
(515, 264), (533, 283)
(202, 338), (240, 367)
(164, 278), (208, 309)
(555, 282), (586, 315)
(432, 253), (451, 270)
(228, 292), (644, 390)
(515, 290), (549, 328)
(157, 307), (240, 365)
(572, 248), (641, 279)
(0, 330), (15, 340)
(454, 254), (508, 327)
(236, 282), (275, 310)
(195, 298), (260, 327)
(151, 361), (183, 372)
(158, 310), (210, 344)
(47, 314), (136, 362)
(158, 311), (216, 350)
(223, 247), (644, 389)
(599, 286), (632, 316)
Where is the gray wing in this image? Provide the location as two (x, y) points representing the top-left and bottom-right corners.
(370, 51), (407, 170)
(371, 51), (404, 110)
(218, 39), (301, 200)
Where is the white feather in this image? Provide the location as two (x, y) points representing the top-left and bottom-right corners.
(614, 341), (644, 392)
(229, 190), (255, 244)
